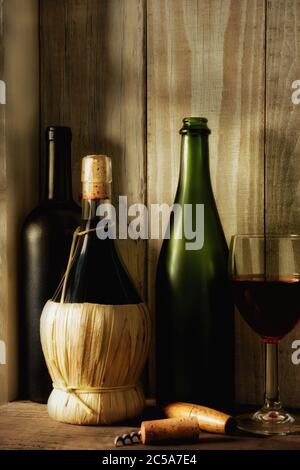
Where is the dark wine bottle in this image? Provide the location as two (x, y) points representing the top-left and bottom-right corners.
(156, 117), (234, 411)
(21, 126), (80, 403)
(63, 154), (140, 305)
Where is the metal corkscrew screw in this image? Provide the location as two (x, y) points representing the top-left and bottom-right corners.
(114, 417), (200, 446)
(114, 431), (142, 447)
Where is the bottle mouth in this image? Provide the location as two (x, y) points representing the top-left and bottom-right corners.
(180, 117), (211, 134)
(46, 126), (72, 141)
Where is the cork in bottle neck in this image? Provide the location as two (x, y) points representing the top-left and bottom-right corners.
(81, 154), (112, 201)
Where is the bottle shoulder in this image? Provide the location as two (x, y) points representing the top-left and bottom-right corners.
(64, 233), (141, 304)
(157, 224), (229, 283)
(22, 201), (81, 240)
(159, 232), (228, 260)
(23, 201), (80, 224)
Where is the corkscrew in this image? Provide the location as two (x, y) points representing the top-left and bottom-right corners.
(114, 431), (142, 447)
(114, 403), (235, 446)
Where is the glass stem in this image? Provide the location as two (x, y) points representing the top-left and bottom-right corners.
(263, 342), (281, 410)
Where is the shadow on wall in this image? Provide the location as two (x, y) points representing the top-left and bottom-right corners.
(40, 0), (144, 204)
(1, 0), (39, 403)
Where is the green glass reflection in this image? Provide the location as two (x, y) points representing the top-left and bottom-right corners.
(156, 117), (234, 411)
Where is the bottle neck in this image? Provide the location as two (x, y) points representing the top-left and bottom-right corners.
(178, 133), (212, 194)
(82, 199), (101, 222)
(41, 138), (73, 202)
(81, 198), (112, 227)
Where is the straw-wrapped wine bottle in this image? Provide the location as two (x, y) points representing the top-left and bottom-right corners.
(40, 155), (151, 425)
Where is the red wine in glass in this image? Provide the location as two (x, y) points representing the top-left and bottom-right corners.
(229, 234), (300, 435)
(231, 274), (300, 342)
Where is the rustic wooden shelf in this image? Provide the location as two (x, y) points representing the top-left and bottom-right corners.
(1, 401), (300, 450)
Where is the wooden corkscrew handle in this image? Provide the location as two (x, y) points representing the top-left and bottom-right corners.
(164, 402), (236, 434)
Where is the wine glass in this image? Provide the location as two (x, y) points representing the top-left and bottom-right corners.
(229, 234), (300, 435)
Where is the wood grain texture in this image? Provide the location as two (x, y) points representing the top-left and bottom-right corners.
(265, 0), (300, 407)
(0, 0), (7, 404)
(40, 0), (146, 296)
(147, 0), (265, 403)
(2, 401), (300, 449)
(0, 0), (39, 403)
(23, 0), (300, 409)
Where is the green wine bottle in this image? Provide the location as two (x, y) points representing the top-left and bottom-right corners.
(156, 117), (234, 411)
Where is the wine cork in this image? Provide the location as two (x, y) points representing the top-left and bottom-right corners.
(164, 403), (235, 434)
(81, 155), (112, 200)
(140, 418), (199, 445)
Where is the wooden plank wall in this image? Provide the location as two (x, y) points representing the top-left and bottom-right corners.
(0, 0), (6, 403)
(38, 0), (300, 406)
(0, 0), (39, 403)
(40, 0), (146, 297)
(266, 0), (300, 406)
(147, 0), (265, 402)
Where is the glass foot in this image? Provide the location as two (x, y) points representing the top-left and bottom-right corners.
(236, 409), (300, 435)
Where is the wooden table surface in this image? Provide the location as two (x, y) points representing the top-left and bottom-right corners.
(1, 401), (300, 450)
